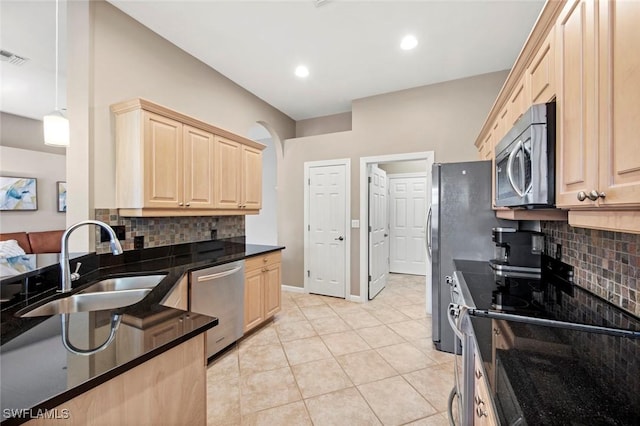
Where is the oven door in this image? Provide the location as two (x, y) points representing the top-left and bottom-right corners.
(495, 131), (532, 207)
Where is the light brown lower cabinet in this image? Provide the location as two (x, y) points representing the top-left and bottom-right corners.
(244, 251), (282, 333)
(26, 334), (206, 426)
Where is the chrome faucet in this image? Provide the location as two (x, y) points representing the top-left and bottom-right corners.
(60, 220), (124, 293)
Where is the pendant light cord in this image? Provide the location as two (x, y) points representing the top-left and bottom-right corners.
(54, 0), (59, 111)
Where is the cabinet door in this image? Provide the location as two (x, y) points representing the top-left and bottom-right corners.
(183, 126), (215, 209)
(529, 27), (556, 104)
(555, 0), (599, 207)
(242, 145), (263, 210)
(264, 263), (281, 319)
(508, 75), (528, 127)
(597, 0), (640, 206)
(143, 112), (184, 208)
(244, 268), (264, 332)
(214, 136), (242, 209)
(143, 319), (183, 350)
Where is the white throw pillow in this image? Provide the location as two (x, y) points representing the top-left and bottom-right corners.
(0, 239), (27, 258)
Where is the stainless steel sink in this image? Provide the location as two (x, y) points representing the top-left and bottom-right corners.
(18, 289), (152, 318)
(78, 274), (167, 294)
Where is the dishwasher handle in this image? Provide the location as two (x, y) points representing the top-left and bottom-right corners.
(196, 265), (242, 282)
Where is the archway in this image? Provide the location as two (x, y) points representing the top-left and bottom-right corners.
(246, 122), (280, 245)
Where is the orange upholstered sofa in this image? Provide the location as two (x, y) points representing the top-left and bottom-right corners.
(0, 230), (64, 254)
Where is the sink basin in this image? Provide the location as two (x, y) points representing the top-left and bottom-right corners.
(18, 289), (151, 318)
(78, 274), (167, 294)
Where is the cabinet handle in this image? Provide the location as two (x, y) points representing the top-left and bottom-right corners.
(475, 369), (483, 379)
(493, 327), (500, 335)
(263, 258), (268, 262)
(178, 202), (184, 206)
(578, 190), (606, 202)
(476, 406), (488, 418)
(186, 202), (190, 207)
(589, 190), (605, 200)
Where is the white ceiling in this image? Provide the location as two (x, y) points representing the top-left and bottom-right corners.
(1, 0), (545, 122)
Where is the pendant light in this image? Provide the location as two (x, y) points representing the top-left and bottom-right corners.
(43, 0), (69, 147)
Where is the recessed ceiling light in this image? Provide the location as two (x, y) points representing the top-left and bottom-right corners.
(295, 65), (309, 78)
(400, 35), (418, 51)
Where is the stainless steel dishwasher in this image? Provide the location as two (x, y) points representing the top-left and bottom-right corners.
(190, 260), (245, 359)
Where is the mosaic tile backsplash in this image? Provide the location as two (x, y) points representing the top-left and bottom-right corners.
(94, 209), (244, 253)
(541, 221), (639, 317)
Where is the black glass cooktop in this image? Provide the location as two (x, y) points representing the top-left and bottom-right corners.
(454, 257), (640, 425)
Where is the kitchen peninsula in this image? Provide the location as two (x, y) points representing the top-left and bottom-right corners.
(0, 239), (283, 425)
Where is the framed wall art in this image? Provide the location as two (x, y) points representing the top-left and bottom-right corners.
(57, 181), (67, 212)
(0, 176), (38, 211)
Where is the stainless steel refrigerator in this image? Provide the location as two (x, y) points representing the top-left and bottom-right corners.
(429, 160), (507, 353)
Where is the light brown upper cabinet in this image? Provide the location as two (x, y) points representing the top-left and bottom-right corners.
(556, 0), (640, 209)
(528, 27), (556, 104)
(213, 136), (262, 210)
(111, 98), (265, 217)
(183, 125), (216, 209)
(507, 75), (529, 128)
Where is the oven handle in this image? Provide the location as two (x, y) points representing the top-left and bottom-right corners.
(468, 308), (640, 339)
(447, 386), (459, 426)
(447, 303), (466, 341)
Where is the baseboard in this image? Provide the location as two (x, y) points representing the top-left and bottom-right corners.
(282, 285), (305, 293)
(349, 294), (364, 303)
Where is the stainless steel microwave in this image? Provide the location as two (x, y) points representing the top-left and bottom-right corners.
(495, 102), (556, 208)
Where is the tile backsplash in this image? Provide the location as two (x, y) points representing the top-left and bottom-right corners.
(541, 221), (639, 317)
(94, 209), (244, 253)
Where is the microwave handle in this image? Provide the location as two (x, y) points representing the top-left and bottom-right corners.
(522, 143), (533, 196)
(506, 140), (526, 197)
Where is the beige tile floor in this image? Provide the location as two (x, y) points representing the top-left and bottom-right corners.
(206, 273), (455, 426)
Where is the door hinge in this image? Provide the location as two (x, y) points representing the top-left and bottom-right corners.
(368, 226), (372, 232)
(307, 270), (310, 278)
(308, 224), (310, 231)
(368, 176), (372, 183)
(308, 178), (311, 185)
(368, 275), (371, 282)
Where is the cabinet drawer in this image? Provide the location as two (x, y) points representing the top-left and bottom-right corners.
(245, 251), (282, 271)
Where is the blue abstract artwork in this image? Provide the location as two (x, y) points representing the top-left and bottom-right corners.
(0, 177), (37, 211)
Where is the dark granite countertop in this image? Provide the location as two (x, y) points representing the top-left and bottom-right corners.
(453, 258), (640, 425)
(0, 239), (284, 425)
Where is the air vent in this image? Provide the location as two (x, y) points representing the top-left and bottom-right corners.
(0, 49), (29, 66)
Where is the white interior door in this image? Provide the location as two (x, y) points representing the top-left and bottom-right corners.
(389, 174), (427, 275)
(307, 164), (347, 298)
(368, 165), (388, 299)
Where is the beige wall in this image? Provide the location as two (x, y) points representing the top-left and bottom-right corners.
(0, 146), (67, 233)
(295, 112), (353, 138)
(0, 113), (66, 156)
(279, 70), (508, 294)
(379, 160), (427, 174)
(83, 1), (295, 209)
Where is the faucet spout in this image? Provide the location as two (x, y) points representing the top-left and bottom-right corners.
(60, 220), (124, 293)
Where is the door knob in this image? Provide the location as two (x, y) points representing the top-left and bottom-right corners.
(384, 233), (388, 237)
(335, 236), (344, 241)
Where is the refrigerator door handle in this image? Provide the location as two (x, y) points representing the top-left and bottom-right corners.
(426, 206), (432, 258)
